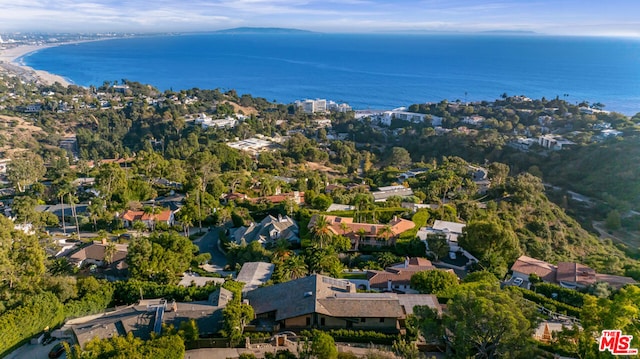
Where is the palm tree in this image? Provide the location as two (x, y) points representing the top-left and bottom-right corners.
(271, 238), (292, 263)
(56, 182), (71, 235)
(104, 242), (117, 265)
(67, 192), (80, 236)
(378, 224), (394, 245)
(355, 228), (367, 250)
(339, 222), (350, 236)
(283, 255), (308, 280)
(311, 215), (333, 249)
(88, 198), (106, 231)
(132, 220), (147, 236)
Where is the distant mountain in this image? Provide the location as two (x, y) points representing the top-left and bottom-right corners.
(214, 27), (315, 34)
(478, 30), (538, 35)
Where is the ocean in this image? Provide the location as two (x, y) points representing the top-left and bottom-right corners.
(22, 33), (640, 115)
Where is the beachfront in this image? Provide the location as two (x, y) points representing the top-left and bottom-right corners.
(0, 43), (71, 86)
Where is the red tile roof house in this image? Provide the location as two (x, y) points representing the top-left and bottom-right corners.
(119, 209), (175, 229)
(247, 191), (305, 205)
(510, 255), (636, 290)
(308, 214), (415, 248)
(367, 257), (454, 293)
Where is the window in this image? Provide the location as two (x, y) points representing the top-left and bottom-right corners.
(320, 317), (326, 326)
(361, 318), (366, 323)
(379, 318), (384, 323)
(306, 317), (311, 326)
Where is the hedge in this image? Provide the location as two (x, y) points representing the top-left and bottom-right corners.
(112, 280), (220, 305)
(0, 292), (65, 357)
(325, 329), (398, 345)
(506, 286), (581, 318)
(533, 283), (586, 307)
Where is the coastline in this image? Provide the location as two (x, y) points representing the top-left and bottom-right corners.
(0, 43), (72, 86)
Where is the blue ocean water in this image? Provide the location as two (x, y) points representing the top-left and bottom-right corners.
(22, 33), (640, 114)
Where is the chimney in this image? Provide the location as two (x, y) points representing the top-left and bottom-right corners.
(101, 238), (107, 245)
(404, 257), (409, 268)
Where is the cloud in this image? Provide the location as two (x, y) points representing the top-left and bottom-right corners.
(0, 0), (637, 35)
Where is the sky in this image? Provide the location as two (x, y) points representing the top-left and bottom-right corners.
(1, 0), (639, 37)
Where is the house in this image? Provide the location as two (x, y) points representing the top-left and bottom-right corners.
(244, 274), (441, 333)
(67, 240), (128, 271)
(600, 129), (623, 137)
(0, 158), (11, 174)
(236, 262), (276, 292)
(377, 110), (434, 126)
(295, 99), (327, 113)
(510, 255), (636, 290)
(510, 255), (557, 283)
(417, 220), (465, 252)
(120, 208), (175, 229)
(398, 168), (428, 181)
(233, 214), (299, 245)
(308, 214), (415, 248)
(461, 115), (485, 126)
(367, 257), (449, 293)
(222, 192), (249, 203)
(538, 135), (575, 150)
(246, 191), (305, 205)
(371, 185), (414, 202)
(69, 291), (230, 348)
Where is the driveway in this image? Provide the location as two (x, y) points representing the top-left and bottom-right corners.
(6, 338), (68, 359)
(193, 228), (233, 275)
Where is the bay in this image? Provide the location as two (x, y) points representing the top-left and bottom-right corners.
(22, 33), (640, 115)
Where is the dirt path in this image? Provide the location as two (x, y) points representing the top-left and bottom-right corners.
(592, 221), (640, 249)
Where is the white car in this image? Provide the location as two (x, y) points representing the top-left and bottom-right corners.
(512, 277), (524, 286)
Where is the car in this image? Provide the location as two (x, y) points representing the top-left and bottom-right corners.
(512, 277), (524, 286)
(42, 335), (56, 345)
(48, 341), (69, 358)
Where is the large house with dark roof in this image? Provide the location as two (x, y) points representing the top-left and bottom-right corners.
(69, 289), (232, 348)
(233, 214), (299, 246)
(511, 255), (636, 290)
(244, 274), (440, 333)
(308, 214), (415, 248)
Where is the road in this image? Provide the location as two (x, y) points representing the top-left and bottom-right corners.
(193, 228), (232, 275)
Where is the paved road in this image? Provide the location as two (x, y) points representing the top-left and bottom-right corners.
(194, 228), (231, 274)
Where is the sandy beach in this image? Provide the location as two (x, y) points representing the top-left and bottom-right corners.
(0, 43), (72, 86)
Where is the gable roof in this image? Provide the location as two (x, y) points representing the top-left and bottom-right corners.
(234, 215), (299, 245)
(68, 241), (128, 267)
(317, 296), (404, 318)
(557, 262), (596, 287)
(245, 275), (338, 321)
(121, 209), (172, 222)
(594, 273), (637, 290)
(245, 275), (442, 322)
(236, 262), (276, 292)
(510, 255), (557, 282)
(309, 214), (415, 239)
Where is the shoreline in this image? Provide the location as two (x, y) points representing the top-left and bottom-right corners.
(0, 43), (73, 86)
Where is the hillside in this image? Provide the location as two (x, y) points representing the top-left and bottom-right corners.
(542, 136), (640, 211)
(0, 115), (46, 156)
